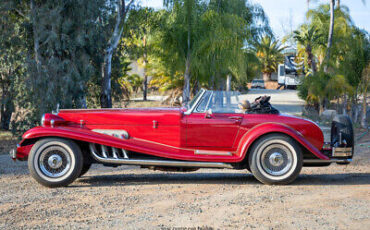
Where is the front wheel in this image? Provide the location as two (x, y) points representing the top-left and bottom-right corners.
(28, 138), (83, 187)
(248, 134), (303, 185)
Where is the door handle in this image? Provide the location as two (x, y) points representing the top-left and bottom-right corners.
(228, 116), (242, 122)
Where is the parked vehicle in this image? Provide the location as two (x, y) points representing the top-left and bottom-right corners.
(278, 64), (303, 89)
(11, 89), (354, 187)
(251, 79), (265, 89)
(278, 53), (304, 89)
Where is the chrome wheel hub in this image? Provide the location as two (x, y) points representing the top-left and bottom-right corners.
(260, 144), (293, 176)
(48, 154), (63, 169)
(269, 152), (284, 167)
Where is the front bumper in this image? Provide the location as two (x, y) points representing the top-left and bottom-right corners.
(10, 147), (17, 160)
(10, 143), (32, 161)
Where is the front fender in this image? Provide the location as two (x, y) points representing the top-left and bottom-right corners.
(21, 126), (147, 152)
(17, 126), (133, 159)
(236, 123), (329, 160)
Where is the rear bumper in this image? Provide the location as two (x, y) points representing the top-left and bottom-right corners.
(332, 147), (353, 158)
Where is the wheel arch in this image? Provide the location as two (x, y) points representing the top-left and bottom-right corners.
(236, 123), (329, 165)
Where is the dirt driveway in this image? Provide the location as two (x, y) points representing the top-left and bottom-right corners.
(1, 147), (369, 229)
(1, 90), (369, 229)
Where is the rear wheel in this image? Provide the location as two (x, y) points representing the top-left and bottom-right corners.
(248, 134), (303, 185)
(28, 138), (83, 188)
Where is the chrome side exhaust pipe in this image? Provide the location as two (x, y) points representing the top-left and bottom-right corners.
(89, 143), (233, 169)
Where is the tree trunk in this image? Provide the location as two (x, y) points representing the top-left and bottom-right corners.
(30, 0), (44, 113)
(319, 100), (324, 115)
(209, 74), (215, 90)
(100, 0), (133, 108)
(342, 94), (347, 115)
(192, 77), (199, 96)
(101, 51), (113, 108)
(142, 35), (148, 101)
(361, 92), (368, 129)
(0, 82), (13, 130)
(183, 53), (191, 105)
(324, 0), (335, 72)
(306, 46), (316, 74)
(182, 13), (191, 105)
(226, 74), (231, 91)
(262, 72), (271, 82)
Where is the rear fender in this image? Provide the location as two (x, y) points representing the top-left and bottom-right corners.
(237, 123), (329, 160)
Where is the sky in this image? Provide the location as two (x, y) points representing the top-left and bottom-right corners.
(139, 0), (370, 39)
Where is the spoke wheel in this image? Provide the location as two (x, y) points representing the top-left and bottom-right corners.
(28, 138), (83, 187)
(249, 134), (303, 185)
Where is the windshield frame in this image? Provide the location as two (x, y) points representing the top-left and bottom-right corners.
(184, 88), (206, 115)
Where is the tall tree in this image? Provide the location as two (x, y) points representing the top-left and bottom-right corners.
(163, 0), (200, 105)
(101, 0), (135, 108)
(294, 25), (323, 74)
(0, 1), (26, 130)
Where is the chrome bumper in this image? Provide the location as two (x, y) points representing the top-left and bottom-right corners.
(332, 147), (353, 157)
(10, 148), (17, 160)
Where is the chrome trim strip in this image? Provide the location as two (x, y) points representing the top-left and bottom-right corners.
(194, 150), (232, 156)
(184, 89), (206, 115)
(101, 145), (108, 158)
(89, 143), (233, 169)
(112, 147), (119, 159)
(303, 159), (352, 163)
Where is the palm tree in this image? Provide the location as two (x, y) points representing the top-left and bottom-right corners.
(306, 0), (366, 71)
(163, 0), (200, 105)
(293, 25), (323, 74)
(254, 35), (285, 81)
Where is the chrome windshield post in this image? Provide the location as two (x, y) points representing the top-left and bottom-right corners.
(184, 89), (206, 115)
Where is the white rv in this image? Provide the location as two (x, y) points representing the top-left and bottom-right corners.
(278, 50), (304, 89)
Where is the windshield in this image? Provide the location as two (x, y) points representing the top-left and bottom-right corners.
(187, 89), (205, 109)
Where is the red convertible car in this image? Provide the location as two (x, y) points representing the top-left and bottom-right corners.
(11, 89), (354, 187)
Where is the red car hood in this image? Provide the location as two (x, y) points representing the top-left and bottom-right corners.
(57, 107), (185, 126)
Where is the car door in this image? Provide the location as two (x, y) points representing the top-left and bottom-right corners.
(185, 91), (243, 148)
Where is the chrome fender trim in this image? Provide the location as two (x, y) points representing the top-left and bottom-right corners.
(89, 143), (233, 169)
(303, 159), (352, 164)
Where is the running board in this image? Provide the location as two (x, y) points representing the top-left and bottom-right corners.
(303, 159), (352, 164)
(89, 143), (233, 169)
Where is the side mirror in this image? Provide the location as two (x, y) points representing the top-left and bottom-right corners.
(205, 108), (213, 118)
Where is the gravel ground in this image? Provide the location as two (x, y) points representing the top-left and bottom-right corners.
(1, 89), (369, 229)
(0, 147), (369, 230)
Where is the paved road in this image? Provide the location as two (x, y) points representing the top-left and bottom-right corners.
(240, 89), (305, 115)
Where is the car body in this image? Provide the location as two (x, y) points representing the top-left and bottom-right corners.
(11, 89), (354, 187)
(251, 79), (265, 89)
